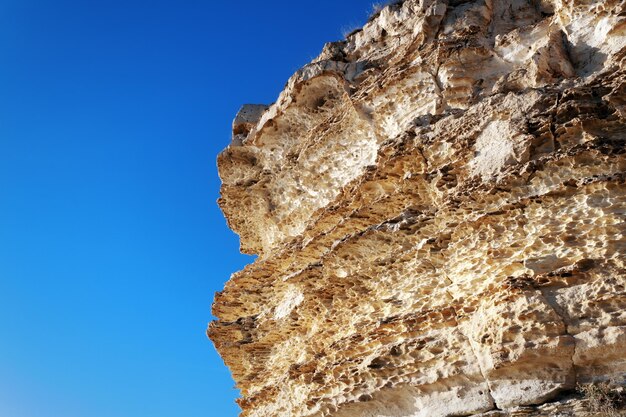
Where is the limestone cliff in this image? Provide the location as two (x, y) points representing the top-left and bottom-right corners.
(209, 0), (626, 416)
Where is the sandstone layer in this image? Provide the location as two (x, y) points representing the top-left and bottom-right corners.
(209, 0), (626, 416)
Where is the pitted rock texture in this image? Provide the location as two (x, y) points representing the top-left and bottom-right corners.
(209, 0), (626, 416)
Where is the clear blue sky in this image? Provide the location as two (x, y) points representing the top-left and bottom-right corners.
(0, 1), (374, 416)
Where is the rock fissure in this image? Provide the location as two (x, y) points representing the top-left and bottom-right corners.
(462, 322), (500, 412)
(536, 285), (580, 389)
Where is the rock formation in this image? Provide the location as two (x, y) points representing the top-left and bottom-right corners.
(209, 0), (626, 416)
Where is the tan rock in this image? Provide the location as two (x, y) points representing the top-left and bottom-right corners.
(209, 0), (626, 416)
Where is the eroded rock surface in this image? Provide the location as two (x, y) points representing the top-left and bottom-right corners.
(209, 0), (626, 416)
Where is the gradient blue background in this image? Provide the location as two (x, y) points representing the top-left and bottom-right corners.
(0, 1), (375, 416)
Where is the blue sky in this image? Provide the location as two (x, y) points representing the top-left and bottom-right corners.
(0, 1), (374, 416)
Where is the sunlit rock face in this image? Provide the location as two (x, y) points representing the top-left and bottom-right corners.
(209, 0), (626, 416)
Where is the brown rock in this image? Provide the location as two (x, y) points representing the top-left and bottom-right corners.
(210, 0), (626, 416)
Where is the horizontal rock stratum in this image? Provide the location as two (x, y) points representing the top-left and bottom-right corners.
(209, 0), (626, 416)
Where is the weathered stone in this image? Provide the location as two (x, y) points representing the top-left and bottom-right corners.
(210, 0), (626, 416)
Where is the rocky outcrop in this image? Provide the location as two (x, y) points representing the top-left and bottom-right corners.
(209, 0), (626, 416)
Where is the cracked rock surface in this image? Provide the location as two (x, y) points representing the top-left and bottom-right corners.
(209, 0), (626, 416)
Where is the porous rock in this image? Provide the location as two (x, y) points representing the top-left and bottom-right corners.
(209, 0), (626, 416)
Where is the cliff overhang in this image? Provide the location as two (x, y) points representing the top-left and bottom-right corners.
(210, 1), (626, 416)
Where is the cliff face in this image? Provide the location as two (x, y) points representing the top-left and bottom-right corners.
(209, 1), (626, 416)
